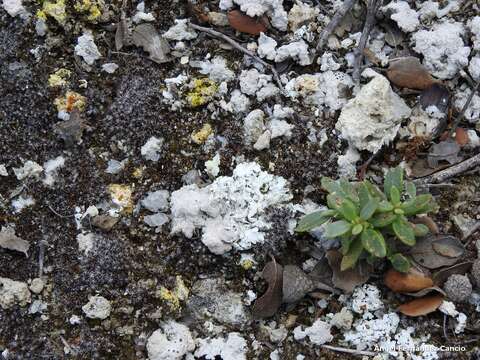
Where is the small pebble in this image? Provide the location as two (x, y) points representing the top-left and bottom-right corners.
(29, 278), (44, 294)
(443, 274), (472, 302)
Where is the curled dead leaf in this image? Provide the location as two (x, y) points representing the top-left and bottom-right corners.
(384, 267), (433, 293)
(387, 57), (435, 90)
(282, 265), (315, 303)
(420, 83), (450, 113)
(326, 250), (371, 293)
(405, 286), (446, 298)
(410, 235), (464, 269)
(454, 128), (469, 146)
(252, 257), (283, 318)
(398, 294), (444, 317)
(432, 262), (473, 286)
(227, 10), (268, 35)
(412, 216), (439, 235)
(132, 24), (171, 64)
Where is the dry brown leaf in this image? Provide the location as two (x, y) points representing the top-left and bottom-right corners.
(387, 57), (435, 90)
(398, 294), (444, 317)
(384, 267), (433, 293)
(132, 24), (171, 64)
(405, 286), (446, 298)
(0, 227), (29, 257)
(454, 128), (469, 146)
(410, 235), (463, 269)
(92, 215), (119, 231)
(252, 257), (283, 318)
(115, 18), (129, 51)
(412, 216), (439, 235)
(326, 250), (371, 293)
(282, 265), (314, 303)
(431, 235), (464, 258)
(227, 10), (268, 35)
(419, 83), (450, 113)
(432, 262), (473, 285)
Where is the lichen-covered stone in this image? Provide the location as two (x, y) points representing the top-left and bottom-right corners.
(444, 274), (472, 302)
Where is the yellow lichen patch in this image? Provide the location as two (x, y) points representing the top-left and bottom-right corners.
(131, 166), (144, 179)
(158, 287), (181, 311)
(48, 68), (71, 87)
(174, 276), (189, 301)
(240, 258), (254, 270)
(107, 184), (133, 214)
(54, 91), (86, 113)
(191, 123), (213, 144)
(186, 78), (218, 108)
(74, 0), (103, 21)
(42, 0), (67, 25)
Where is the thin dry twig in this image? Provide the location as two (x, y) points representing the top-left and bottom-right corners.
(450, 80), (480, 135)
(189, 22), (284, 93)
(352, 0), (382, 83)
(321, 344), (377, 357)
(414, 153), (480, 185)
(316, 0), (358, 52)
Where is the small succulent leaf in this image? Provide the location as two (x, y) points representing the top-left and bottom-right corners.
(360, 198), (379, 220)
(327, 193), (344, 210)
(340, 234), (354, 254)
(405, 181), (417, 199)
(340, 238), (363, 271)
(339, 178), (359, 203)
(365, 181), (386, 201)
(370, 212), (397, 227)
(390, 186), (401, 205)
(389, 253), (411, 273)
(384, 166), (404, 197)
(295, 210), (335, 232)
(392, 218), (416, 246)
(412, 223), (430, 237)
(338, 198), (359, 222)
(402, 194), (434, 215)
(321, 177), (343, 194)
(352, 224), (363, 235)
(358, 182), (372, 209)
(325, 220), (352, 238)
(361, 229), (387, 258)
(377, 200), (394, 212)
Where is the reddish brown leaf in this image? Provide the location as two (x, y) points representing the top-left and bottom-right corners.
(252, 256), (283, 318)
(227, 10), (268, 35)
(384, 267), (433, 293)
(387, 57), (436, 90)
(398, 294), (444, 317)
(326, 250), (371, 293)
(455, 128), (469, 146)
(432, 261), (473, 286)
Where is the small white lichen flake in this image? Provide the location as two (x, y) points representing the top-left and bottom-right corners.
(75, 31), (102, 65)
(147, 321), (195, 360)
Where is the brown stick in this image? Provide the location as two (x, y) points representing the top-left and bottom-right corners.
(316, 0), (358, 52)
(414, 153), (480, 185)
(352, 0), (382, 83)
(189, 22), (284, 93)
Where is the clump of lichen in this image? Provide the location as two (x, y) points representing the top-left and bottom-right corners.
(191, 123), (213, 144)
(186, 79), (218, 108)
(54, 91), (87, 113)
(74, 0), (104, 22)
(48, 69), (71, 87)
(37, 0), (67, 25)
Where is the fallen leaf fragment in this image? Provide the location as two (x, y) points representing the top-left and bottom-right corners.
(282, 265), (315, 303)
(227, 10), (267, 35)
(384, 267), (433, 293)
(454, 128), (469, 146)
(387, 56), (435, 90)
(411, 235), (463, 269)
(432, 262), (473, 286)
(91, 215), (119, 231)
(115, 17), (129, 51)
(53, 110), (89, 145)
(405, 286), (446, 298)
(427, 140), (461, 168)
(0, 227), (29, 256)
(252, 257), (283, 318)
(419, 83), (450, 113)
(326, 250), (371, 293)
(132, 24), (171, 64)
(398, 294), (444, 317)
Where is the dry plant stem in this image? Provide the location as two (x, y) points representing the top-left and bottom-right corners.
(449, 81), (480, 135)
(321, 345), (376, 357)
(189, 23), (284, 92)
(316, 0), (358, 52)
(414, 153), (480, 185)
(352, 0), (382, 83)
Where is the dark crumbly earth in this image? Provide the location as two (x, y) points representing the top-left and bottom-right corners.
(1, 1), (480, 359)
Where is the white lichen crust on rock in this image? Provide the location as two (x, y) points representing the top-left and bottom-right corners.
(0, 277), (31, 309)
(336, 72), (411, 153)
(170, 162), (292, 255)
(146, 321), (195, 360)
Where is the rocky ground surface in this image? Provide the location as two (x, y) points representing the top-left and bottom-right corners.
(1, 0), (480, 359)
